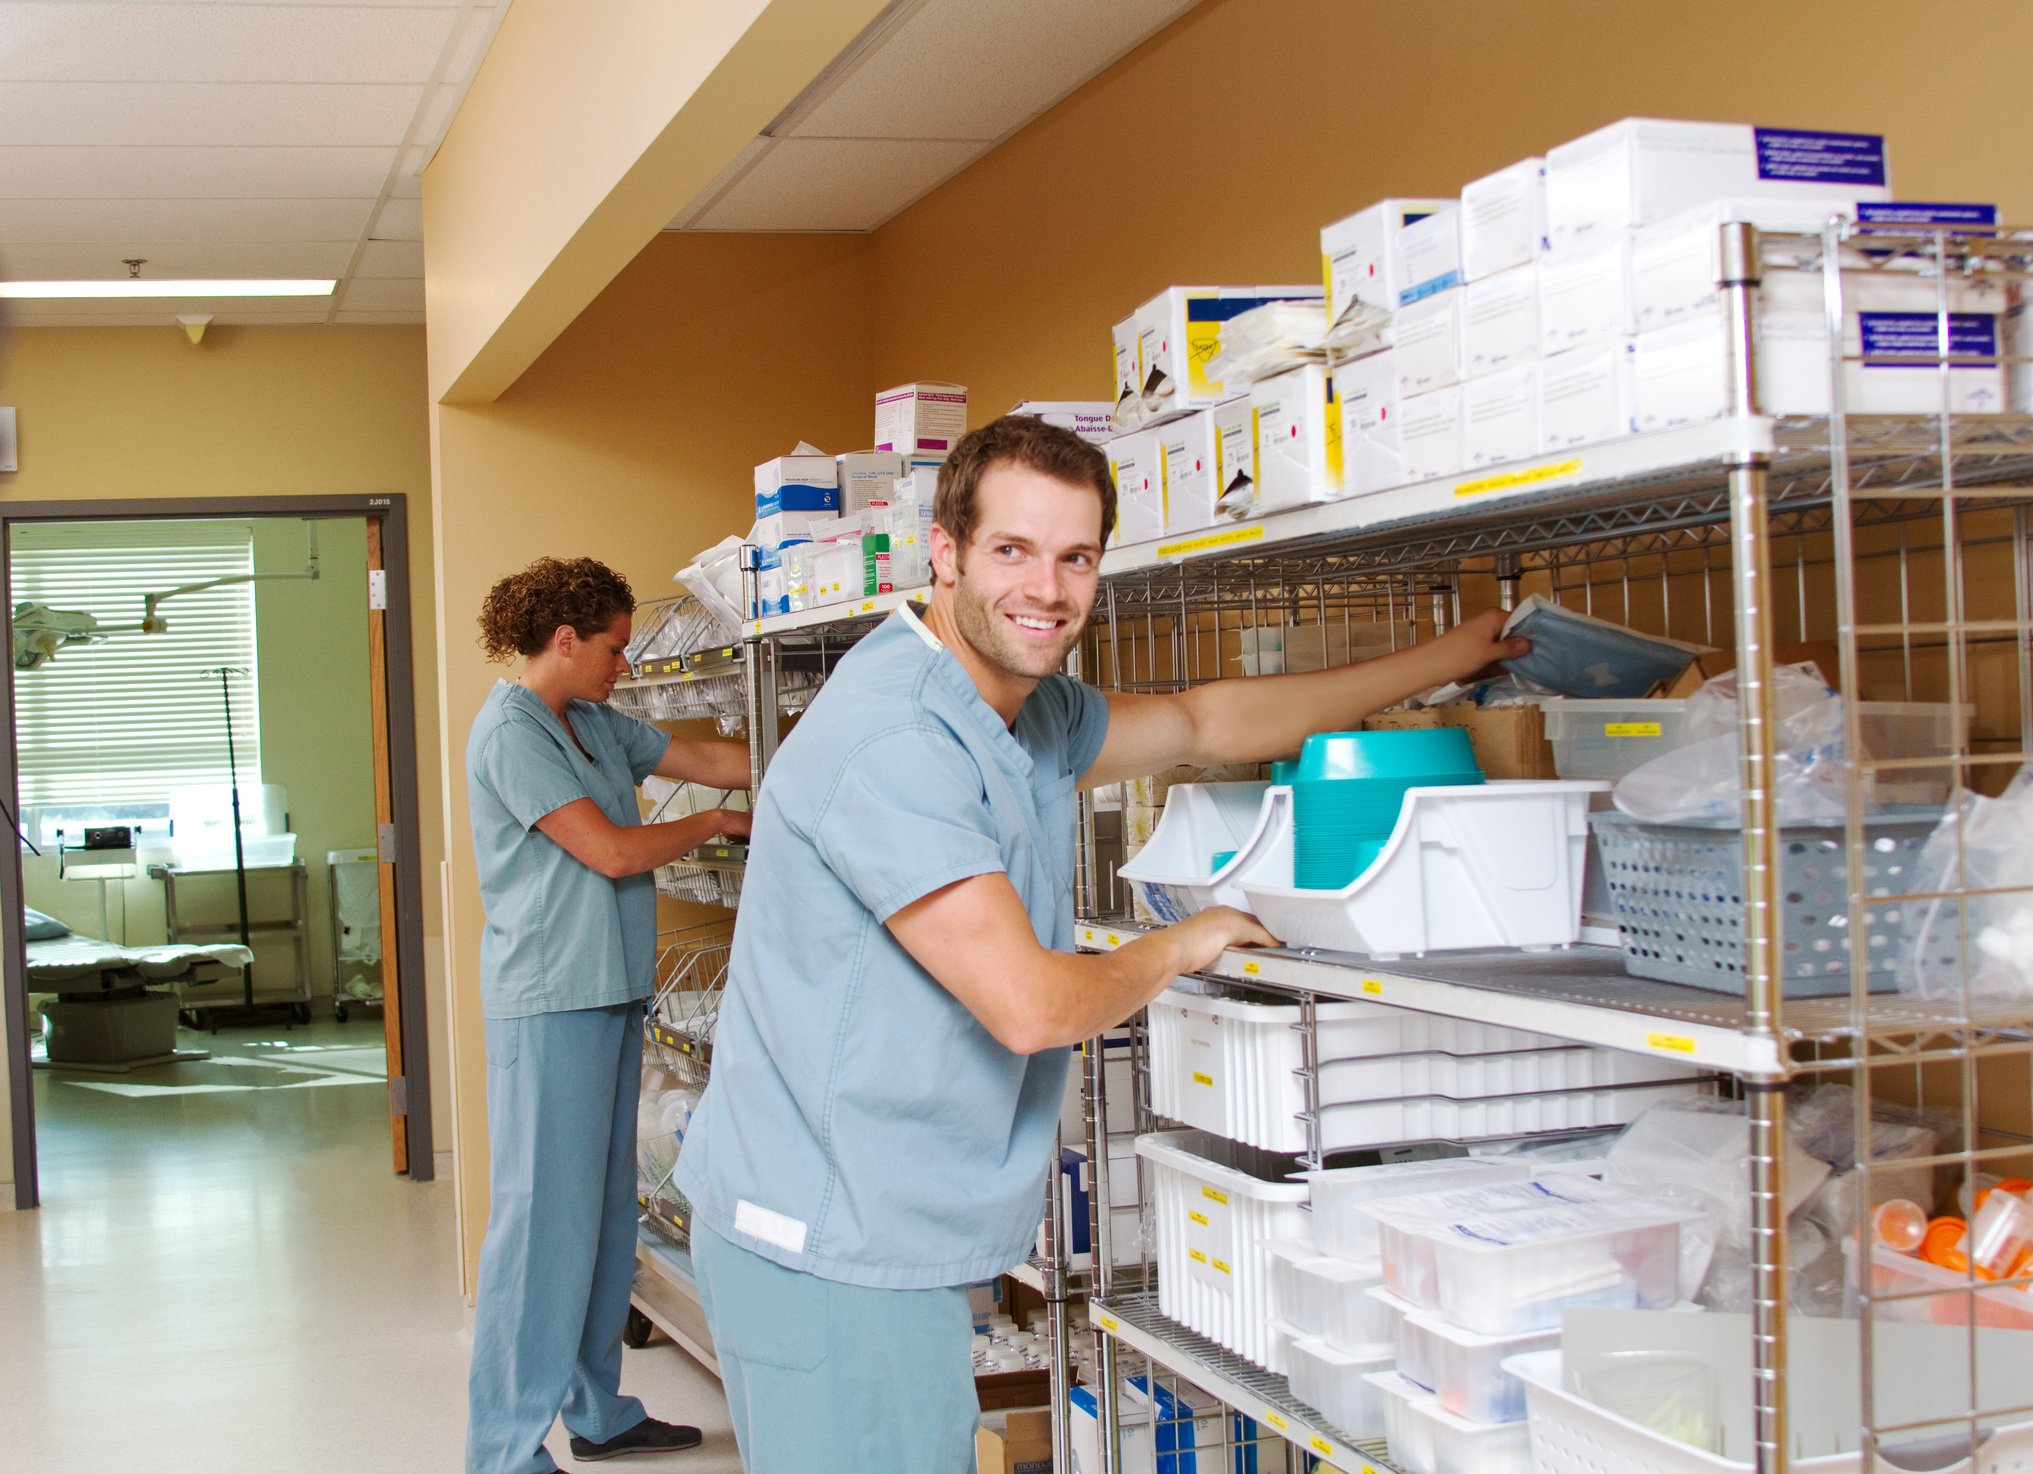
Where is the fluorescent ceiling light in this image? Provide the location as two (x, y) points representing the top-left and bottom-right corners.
(0, 278), (336, 300)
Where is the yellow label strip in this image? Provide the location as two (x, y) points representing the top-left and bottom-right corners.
(1202, 1186), (1228, 1205)
(1188, 1248), (1208, 1265)
(1265, 1413), (1288, 1432)
(1454, 456), (1585, 500)
(1211, 1258), (1232, 1275)
(1097, 1313), (1118, 1334)
(1191, 1071), (1214, 1087)
(1188, 1210), (1208, 1227)
(1361, 979), (1384, 996)
(1310, 1436), (1334, 1457)
(1647, 1031), (1698, 1055)
(1242, 960), (1261, 975)
(1606, 722), (1663, 737)
(1156, 524), (1267, 559)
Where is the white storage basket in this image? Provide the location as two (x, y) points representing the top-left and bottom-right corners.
(1137, 1129), (1310, 1374)
(1118, 781), (1285, 921)
(1237, 781), (1608, 958)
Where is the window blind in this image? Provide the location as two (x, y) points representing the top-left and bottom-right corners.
(11, 521), (261, 809)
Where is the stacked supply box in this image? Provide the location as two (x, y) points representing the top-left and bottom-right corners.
(836, 451), (903, 513)
(1335, 349), (1401, 495)
(1321, 198), (1455, 326)
(1104, 428), (1165, 546)
(1249, 365), (1342, 513)
(1132, 285), (1323, 424)
(1009, 399), (1115, 444)
(874, 382), (967, 456)
(1155, 400), (1252, 536)
(753, 449), (840, 616)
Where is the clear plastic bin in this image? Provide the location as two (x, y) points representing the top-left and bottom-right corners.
(1369, 1285), (1433, 1390)
(1365, 1178), (1692, 1333)
(1405, 1308), (1558, 1423)
(1543, 698), (1692, 783)
(1365, 1370), (1438, 1474)
(1265, 1238), (1329, 1335)
(1286, 1336), (1393, 1439)
(1412, 1398), (1533, 1474)
(1298, 1255), (1391, 1353)
(1843, 1234), (2033, 1331)
(1304, 1157), (1531, 1259)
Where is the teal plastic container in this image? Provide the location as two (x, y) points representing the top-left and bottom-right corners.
(1270, 758), (1300, 786)
(1291, 729), (1484, 889)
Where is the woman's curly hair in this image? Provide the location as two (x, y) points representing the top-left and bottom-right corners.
(477, 557), (636, 661)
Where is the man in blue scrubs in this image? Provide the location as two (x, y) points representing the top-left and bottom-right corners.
(676, 418), (1525, 1470)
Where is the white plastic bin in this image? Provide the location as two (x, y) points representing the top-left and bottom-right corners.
(1544, 698), (1694, 783)
(1237, 781), (1608, 958)
(1304, 1158), (1532, 1259)
(1370, 1285), (1434, 1390)
(1147, 985), (1573, 1153)
(1366, 1370), (1439, 1474)
(1297, 1255), (1392, 1354)
(1370, 1180), (1695, 1335)
(1406, 1308), (1558, 1424)
(1314, 1079), (1708, 1158)
(1843, 1235), (2033, 1332)
(1413, 1398), (1533, 1474)
(1286, 1337), (1393, 1439)
(1265, 1238), (1330, 1336)
(1137, 1130), (1310, 1373)
(1117, 781), (1285, 921)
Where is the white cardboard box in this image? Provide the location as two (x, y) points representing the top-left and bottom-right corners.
(1394, 287), (1465, 397)
(835, 451), (904, 513)
(1105, 429), (1165, 546)
(1009, 399), (1116, 444)
(1538, 339), (1636, 451)
(1321, 198), (1455, 325)
(1461, 157), (1548, 281)
(1213, 397), (1257, 516)
(1156, 402), (1248, 536)
(809, 540), (863, 606)
(752, 506), (834, 550)
(874, 381), (968, 455)
(1463, 263), (1540, 378)
(1111, 315), (1143, 429)
(1335, 350), (1402, 496)
(1545, 117), (1891, 248)
(1539, 237), (1636, 354)
(1629, 196), (1858, 332)
(1399, 384), (1465, 483)
(1463, 362), (1540, 469)
(753, 452), (838, 505)
(1135, 286), (1322, 421)
(2009, 292), (2033, 414)
(1399, 205), (1465, 306)
(1250, 363), (1342, 512)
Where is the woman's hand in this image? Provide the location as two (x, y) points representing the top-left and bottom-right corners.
(716, 808), (754, 841)
(1430, 607), (1530, 685)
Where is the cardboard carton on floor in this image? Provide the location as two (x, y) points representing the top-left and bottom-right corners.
(976, 1407), (1052, 1474)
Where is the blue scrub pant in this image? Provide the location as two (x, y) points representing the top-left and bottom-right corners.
(691, 1221), (977, 1473)
(467, 1002), (649, 1474)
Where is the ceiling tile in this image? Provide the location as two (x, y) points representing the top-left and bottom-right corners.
(337, 277), (423, 312)
(0, 145), (393, 200)
(0, 197), (374, 245)
(369, 198), (424, 241)
(0, 5), (458, 84)
(786, 0), (1199, 141)
(389, 147), (429, 197)
(689, 138), (990, 232)
(0, 82), (422, 147)
(0, 240), (358, 278)
(355, 238), (424, 277)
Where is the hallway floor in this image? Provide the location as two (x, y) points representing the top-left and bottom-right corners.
(0, 1017), (742, 1473)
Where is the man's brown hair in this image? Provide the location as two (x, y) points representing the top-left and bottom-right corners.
(933, 415), (1117, 558)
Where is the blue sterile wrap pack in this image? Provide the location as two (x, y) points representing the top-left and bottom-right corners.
(1498, 595), (1710, 699)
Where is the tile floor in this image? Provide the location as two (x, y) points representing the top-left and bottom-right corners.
(0, 1017), (743, 1473)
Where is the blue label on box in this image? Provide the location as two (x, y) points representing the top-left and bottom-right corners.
(1753, 128), (1887, 186)
(755, 484), (839, 515)
(1397, 268), (1464, 307)
(1858, 312), (1999, 364)
(1184, 291), (1317, 324)
(1857, 201), (1999, 228)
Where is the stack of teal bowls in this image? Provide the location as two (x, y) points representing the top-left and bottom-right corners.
(1292, 729), (1484, 889)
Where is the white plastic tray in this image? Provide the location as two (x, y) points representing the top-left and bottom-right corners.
(1117, 781), (1283, 921)
(1367, 1369), (1439, 1474)
(1236, 780), (1608, 957)
(1287, 1336), (1393, 1439)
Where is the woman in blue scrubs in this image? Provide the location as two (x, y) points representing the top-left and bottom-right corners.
(464, 556), (751, 1474)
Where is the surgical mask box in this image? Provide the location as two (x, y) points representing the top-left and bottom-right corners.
(1321, 197), (1455, 324)
(1629, 196), (1860, 332)
(1546, 117), (1891, 248)
(752, 505), (833, 550)
(1250, 363), (1342, 513)
(1111, 315), (1143, 429)
(1394, 287), (1465, 397)
(1462, 157), (1548, 281)
(753, 454), (838, 508)
(1334, 350), (1402, 496)
(1011, 400), (1116, 445)
(1156, 404), (1238, 537)
(1400, 384), (1465, 483)
(1135, 285), (1323, 419)
(1539, 339), (1637, 452)
(1540, 237), (1636, 354)
(836, 451), (904, 513)
(1105, 429), (1165, 546)
(1464, 363), (1540, 470)
(1464, 263), (1540, 378)
(874, 381), (968, 455)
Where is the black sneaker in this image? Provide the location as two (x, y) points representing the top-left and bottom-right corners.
(568, 1417), (704, 1462)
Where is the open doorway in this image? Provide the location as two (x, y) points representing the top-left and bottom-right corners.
(1, 495), (432, 1207)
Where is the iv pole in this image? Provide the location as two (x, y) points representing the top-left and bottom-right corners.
(198, 665), (291, 1025)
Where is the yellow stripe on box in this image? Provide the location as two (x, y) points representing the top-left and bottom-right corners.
(1606, 722), (1664, 737)
(1189, 1249), (1208, 1265)
(1211, 1258), (1232, 1275)
(1157, 524), (1267, 560)
(1454, 457), (1584, 500)
(1191, 1071), (1214, 1087)
(1362, 979), (1384, 996)
(1242, 960), (1261, 975)
(1188, 1210), (1208, 1227)
(1311, 1437), (1334, 1457)
(1647, 1031), (1698, 1055)
(1266, 1413), (1288, 1432)
(1202, 1186), (1228, 1205)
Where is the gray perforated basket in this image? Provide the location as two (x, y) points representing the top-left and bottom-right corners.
(1590, 808), (1943, 996)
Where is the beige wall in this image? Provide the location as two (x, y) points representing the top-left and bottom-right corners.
(431, 232), (871, 1277)
(0, 325), (443, 1203)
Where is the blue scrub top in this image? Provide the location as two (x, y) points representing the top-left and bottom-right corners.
(677, 608), (1111, 1290)
(465, 680), (672, 1019)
